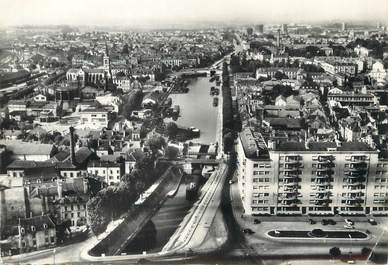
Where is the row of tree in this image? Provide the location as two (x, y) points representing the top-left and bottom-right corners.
(86, 136), (168, 235)
(222, 62), (235, 152)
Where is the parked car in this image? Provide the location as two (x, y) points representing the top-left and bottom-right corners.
(344, 224), (354, 229)
(327, 219), (336, 225)
(321, 219), (329, 225)
(309, 218), (316, 224)
(254, 219), (261, 224)
(368, 218), (377, 225)
(229, 180), (235, 184)
(345, 219), (354, 225)
(243, 228), (255, 234)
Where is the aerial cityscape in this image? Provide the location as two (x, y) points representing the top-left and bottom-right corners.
(0, 0), (388, 264)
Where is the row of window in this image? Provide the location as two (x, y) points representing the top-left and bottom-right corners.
(64, 212), (84, 219)
(253, 163), (271, 168)
(253, 171), (270, 175)
(253, 178), (271, 183)
(64, 204), (86, 211)
(20, 236), (55, 247)
(252, 185), (270, 190)
(62, 172), (80, 178)
(88, 169), (120, 175)
(252, 200), (269, 204)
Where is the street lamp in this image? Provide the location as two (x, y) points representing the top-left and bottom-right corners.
(348, 234), (352, 259)
(53, 247), (56, 265)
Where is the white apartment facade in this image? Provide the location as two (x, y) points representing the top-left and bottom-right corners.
(237, 128), (387, 216)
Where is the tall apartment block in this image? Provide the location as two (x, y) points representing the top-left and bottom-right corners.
(237, 128), (388, 216)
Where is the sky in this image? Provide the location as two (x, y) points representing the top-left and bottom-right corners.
(0, 0), (387, 27)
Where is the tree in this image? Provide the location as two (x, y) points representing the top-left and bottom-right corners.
(329, 247), (341, 257)
(122, 89), (143, 119)
(86, 195), (111, 235)
(166, 122), (178, 139)
(223, 132), (234, 153)
(165, 146), (179, 159)
(274, 71), (287, 80)
(146, 135), (166, 154)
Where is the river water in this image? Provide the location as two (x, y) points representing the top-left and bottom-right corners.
(166, 77), (219, 144)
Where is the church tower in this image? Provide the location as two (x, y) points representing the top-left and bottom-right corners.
(103, 42), (111, 79)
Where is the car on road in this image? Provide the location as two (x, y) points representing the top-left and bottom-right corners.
(327, 219), (336, 225)
(344, 224), (354, 229)
(321, 219), (329, 225)
(368, 218), (377, 225)
(243, 228), (255, 234)
(308, 218), (316, 224)
(254, 219), (261, 224)
(229, 180), (235, 184)
(345, 219), (354, 225)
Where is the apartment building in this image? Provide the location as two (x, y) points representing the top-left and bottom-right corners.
(87, 161), (122, 186)
(237, 128), (387, 216)
(79, 107), (109, 129)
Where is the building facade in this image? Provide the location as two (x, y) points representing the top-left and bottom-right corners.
(237, 128), (387, 216)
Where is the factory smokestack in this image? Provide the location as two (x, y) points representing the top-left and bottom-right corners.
(69, 126), (76, 165)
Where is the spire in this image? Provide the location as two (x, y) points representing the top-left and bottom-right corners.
(105, 41), (109, 57)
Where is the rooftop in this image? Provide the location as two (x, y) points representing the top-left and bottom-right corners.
(239, 128), (269, 160)
(0, 140), (53, 156)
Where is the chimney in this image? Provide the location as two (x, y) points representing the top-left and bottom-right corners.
(83, 177), (88, 194)
(69, 126), (76, 165)
(57, 178), (63, 199)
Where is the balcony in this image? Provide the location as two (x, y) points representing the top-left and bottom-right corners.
(279, 199), (299, 206)
(284, 182), (299, 187)
(285, 156), (301, 162)
(345, 177), (366, 183)
(343, 194), (364, 200)
(344, 200), (364, 206)
(316, 168), (334, 175)
(347, 167), (367, 173)
(350, 156), (368, 162)
(283, 175), (299, 181)
(315, 189), (331, 194)
(284, 160), (302, 167)
(314, 199), (331, 206)
(344, 171), (365, 177)
(284, 167), (302, 175)
(318, 155), (335, 162)
(280, 194), (298, 200)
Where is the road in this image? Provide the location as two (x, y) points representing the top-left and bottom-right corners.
(162, 163), (228, 253)
(229, 177), (388, 261)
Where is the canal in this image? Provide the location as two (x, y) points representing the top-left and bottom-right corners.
(166, 77), (219, 144)
(122, 177), (193, 254)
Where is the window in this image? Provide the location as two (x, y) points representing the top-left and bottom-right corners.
(253, 164), (258, 168)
